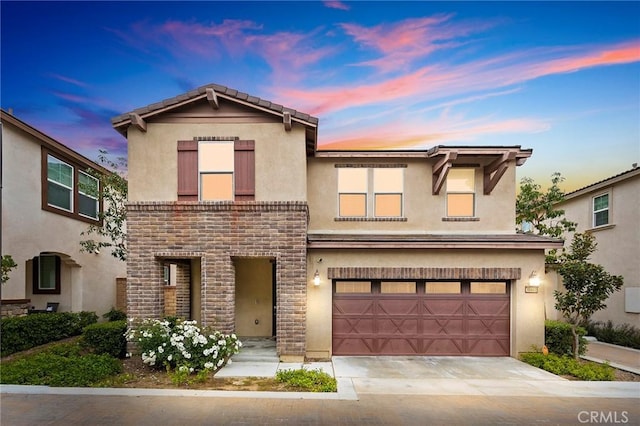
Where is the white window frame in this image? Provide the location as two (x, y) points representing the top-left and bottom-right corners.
(47, 155), (74, 213)
(592, 192), (610, 227)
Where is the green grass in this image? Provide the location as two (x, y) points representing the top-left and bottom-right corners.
(276, 368), (337, 392)
(520, 352), (615, 381)
(0, 341), (121, 387)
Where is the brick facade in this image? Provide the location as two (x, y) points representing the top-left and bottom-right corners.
(126, 201), (308, 356)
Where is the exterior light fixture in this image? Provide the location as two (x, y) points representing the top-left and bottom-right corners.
(525, 270), (541, 293)
(313, 270), (321, 286)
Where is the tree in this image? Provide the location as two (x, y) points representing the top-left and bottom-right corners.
(554, 233), (623, 359)
(516, 172), (576, 262)
(1, 254), (18, 285)
(80, 150), (128, 261)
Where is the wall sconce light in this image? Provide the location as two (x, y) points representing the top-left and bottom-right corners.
(525, 270), (541, 293)
(313, 270), (321, 286)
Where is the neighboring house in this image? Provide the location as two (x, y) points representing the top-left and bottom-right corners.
(547, 166), (640, 326)
(0, 110), (126, 317)
(112, 84), (562, 361)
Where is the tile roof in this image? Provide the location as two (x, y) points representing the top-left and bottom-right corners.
(111, 83), (319, 128)
(564, 165), (640, 199)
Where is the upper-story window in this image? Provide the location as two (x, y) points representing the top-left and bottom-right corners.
(199, 141), (234, 201)
(177, 139), (255, 201)
(337, 167), (404, 218)
(593, 193), (609, 227)
(446, 168), (475, 217)
(43, 151), (101, 223)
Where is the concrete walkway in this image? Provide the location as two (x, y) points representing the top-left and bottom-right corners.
(583, 341), (640, 375)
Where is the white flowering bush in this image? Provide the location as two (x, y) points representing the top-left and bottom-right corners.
(125, 318), (242, 374)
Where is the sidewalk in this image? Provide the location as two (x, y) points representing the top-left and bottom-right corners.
(582, 340), (640, 375)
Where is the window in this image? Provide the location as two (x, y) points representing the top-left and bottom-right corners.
(32, 255), (61, 294)
(177, 139), (255, 201)
(381, 281), (416, 294)
(374, 168), (403, 217)
(79, 172), (99, 219)
(470, 282), (506, 294)
(593, 193), (609, 227)
(337, 167), (404, 218)
(47, 155), (73, 212)
(446, 168), (475, 217)
(426, 282), (461, 294)
(199, 141), (234, 201)
(43, 151), (101, 223)
(335, 281), (372, 293)
(338, 168), (367, 217)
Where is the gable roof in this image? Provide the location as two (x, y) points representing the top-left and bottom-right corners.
(111, 83), (319, 154)
(563, 165), (640, 201)
(1, 109), (111, 175)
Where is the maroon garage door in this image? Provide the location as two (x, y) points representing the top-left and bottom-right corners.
(332, 280), (510, 356)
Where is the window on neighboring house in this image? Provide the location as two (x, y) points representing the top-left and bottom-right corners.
(79, 172), (99, 220)
(446, 168), (475, 217)
(338, 167), (404, 218)
(32, 254), (61, 294)
(593, 193), (609, 227)
(177, 139), (255, 201)
(338, 168), (367, 217)
(43, 151), (101, 223)
(47, 155), (73, 212)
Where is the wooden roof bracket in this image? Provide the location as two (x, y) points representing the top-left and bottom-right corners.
(432, 151), (458, 194)
(129, 113), (147, 133)
(206, 88), (219, 109)
(283, 111), (292, 131)
(483, 151), (517, 194)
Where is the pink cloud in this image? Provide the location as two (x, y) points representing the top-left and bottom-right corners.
(340, 15), (497, 72)
(275, 40), (640, 117)
(324, 1), (350, 11)
(319, 116), (550, 150)
(49, 73), (89, 88)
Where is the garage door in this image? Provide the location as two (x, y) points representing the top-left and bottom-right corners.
(332, 280), (510, 356)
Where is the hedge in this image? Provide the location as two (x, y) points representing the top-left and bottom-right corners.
(1, 312), (98, 357)
(82, 320), (128, 358)
(545, 319), (587, 356)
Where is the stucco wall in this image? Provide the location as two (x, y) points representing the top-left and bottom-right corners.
(307, 157), (518, 234)
(551, 173), (640, 326)
(306, 248), (547, 358)
(127, 122), (307, 202)
(1, 121), (126, 315)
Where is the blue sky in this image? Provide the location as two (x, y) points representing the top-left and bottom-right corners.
(2, 1), (639, 191)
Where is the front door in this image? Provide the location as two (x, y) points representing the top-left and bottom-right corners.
(234, 258), (274, 337)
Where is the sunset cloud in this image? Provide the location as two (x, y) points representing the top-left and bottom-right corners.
(324, 1), (350, 11)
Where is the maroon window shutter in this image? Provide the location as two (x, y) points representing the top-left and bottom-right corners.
(234, 140), (255, 201)
(177, 141), (198, 201)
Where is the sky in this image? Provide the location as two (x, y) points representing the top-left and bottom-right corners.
(1, 1), (639, 191)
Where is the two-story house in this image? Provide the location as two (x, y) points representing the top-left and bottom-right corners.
(547, 166), (640, 326)
(1, 110), (126, 317)
(112, 84), (562, 361)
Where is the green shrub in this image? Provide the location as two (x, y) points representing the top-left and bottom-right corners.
(585, 321), (640, 350)
(276, 368), (337, 392)
(545, 320), (587, 356)
(103, 308), (127, 322)
(125, 318), (241, 374)
(0, 342), (121, 386)
(82, 320), (128, 358)
(520, 352), (614, 381)
(1, 312), (98, 357)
